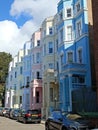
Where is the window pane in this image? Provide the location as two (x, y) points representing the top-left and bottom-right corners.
(60, 29), (63, 43)
(67, 26), (72, 40)
(49, 42), (53, 53)
(36, 53), (40, 63)
(78, 49), (82, 63)
(76, 2), (80, 12)
(68, 52), (73, 62)
(49, 63), (54, 69)
(77, 21), (82, 37)
(49, 27), (53, 35)
(67, 8), (72, 17)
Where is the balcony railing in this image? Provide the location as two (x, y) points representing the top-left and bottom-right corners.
(61, 62), (86, 72)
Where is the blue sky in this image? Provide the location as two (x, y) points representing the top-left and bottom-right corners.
(0, 0), (32, 27)
(0, 0), (59, 57)
(0, 0), (13, 20)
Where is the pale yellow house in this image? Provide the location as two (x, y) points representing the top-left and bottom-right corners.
(41, 15), (59, 119)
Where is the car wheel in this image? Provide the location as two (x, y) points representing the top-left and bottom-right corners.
(23, 118), (27, 124)
(17, 117), (19, 122)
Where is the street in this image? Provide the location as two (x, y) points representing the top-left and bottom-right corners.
(0, 116), (45, 130)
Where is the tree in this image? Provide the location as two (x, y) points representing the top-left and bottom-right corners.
(0, 52), (12, 106)
(0, 52), (12, 83)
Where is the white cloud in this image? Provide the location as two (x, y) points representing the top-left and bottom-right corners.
(0, 0), (59, 57)
(0, 20), (37, 57)
(10, 0), (59, 24)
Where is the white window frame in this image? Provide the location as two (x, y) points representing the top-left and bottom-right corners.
(66, 51), (74, 63)
(76, 18), (82, 38)
(49, 27), (53, 35)
(75, 0), (81, 14)
(66, 7), (72, 18)
(77, 47), (83, 63)
(66, 25), (73, 41)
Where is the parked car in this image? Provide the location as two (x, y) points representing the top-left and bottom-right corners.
(10, 108), (20, 119)
(5, 108), (13, 118)
(17, 109), (41, 124)
(45, 110), (95, 130)
(2, 107), (10, 116)
(0, 107), (4, 116)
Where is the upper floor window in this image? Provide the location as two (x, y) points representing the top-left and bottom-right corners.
(49, 63), (54, 69)
(72, 74), (85, 84)
(61, 54), (64, 65)
(78, 49), (82, 63)
(36, 52), (40, 63)
(67, 51), (73, 63)
(14, 84), (16, 90)
(43, 44), (46, 55)
(49, 27), (53, 35)
(76, 19), (82, 38)
(60, 29), (63, 43)
(59, 11), (63, 20)
(67, 26), (72, 41)
(48, 42), (53, 54)
(27, 60), (30, 69)
(66, 8), (72, 18)
(15, 71), (17, 78)
(36, 71), (40, 79)
(76, 1), (81, 13)
(20, 66), (23, 74)
(37, 40), (40, 46)
(27, 76), (30, 85)
(33, 54), (35, 63)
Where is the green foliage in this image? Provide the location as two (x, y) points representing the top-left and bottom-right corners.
(0, 52), (12, 83)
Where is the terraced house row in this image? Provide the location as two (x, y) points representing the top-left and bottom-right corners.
(5, 0), (98, 119)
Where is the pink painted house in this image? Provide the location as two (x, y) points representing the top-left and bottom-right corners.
(30, 29), (42, 110)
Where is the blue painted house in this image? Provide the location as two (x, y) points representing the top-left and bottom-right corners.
(57, 0), (93, 112)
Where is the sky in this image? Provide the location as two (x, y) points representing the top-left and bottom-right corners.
(0, 0), (59, 57)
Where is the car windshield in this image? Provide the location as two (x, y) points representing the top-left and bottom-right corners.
(51, 111), (63, 119)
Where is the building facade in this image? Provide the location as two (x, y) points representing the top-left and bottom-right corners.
(41, 16), (59, 119)
(30, 29), (42, 110)
(57, 0), (93, 112)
